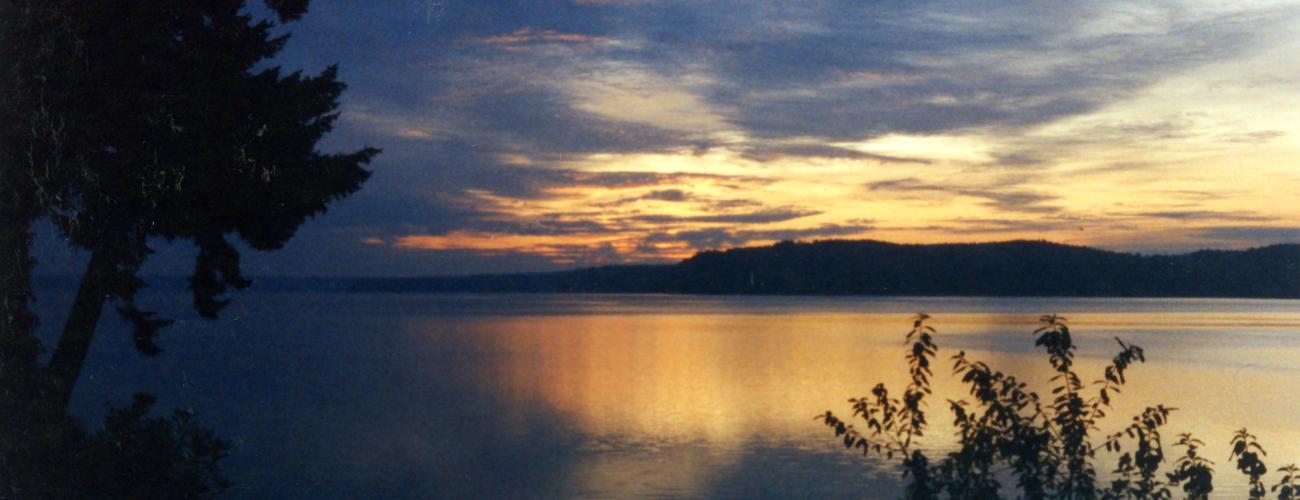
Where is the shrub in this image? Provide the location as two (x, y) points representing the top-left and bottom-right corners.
(820, 314), (1294, 499)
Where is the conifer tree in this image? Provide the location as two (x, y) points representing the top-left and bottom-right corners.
(1, 0), (377, 411)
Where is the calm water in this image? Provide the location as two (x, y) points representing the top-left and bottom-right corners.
(38, 293), (1300, 498)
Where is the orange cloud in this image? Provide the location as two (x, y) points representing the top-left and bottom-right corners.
(393, 231), (692, 266)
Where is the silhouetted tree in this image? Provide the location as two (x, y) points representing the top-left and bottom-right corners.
(2, 0), (374, 495)
(2, 0), (376, 409)
(2, 3), (96, 493)
(1, 0), (80, 417)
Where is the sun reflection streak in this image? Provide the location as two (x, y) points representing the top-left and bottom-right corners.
(409, 310), (1300, 496)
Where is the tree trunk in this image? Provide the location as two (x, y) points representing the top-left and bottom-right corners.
(1, 214), (45, 417)
(0, 215), (39, 367)
(46, 248), (111, 411)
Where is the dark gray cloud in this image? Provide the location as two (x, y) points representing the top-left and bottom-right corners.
(599, 188), (692, 207)
(627, 2), (1273, 141)
(461, 168), (772, 200)
(463, 216), (616, 237)
(639, 189), (688, 202)
(1129, 210), (1272, 222)
(867, 177), (1059, 214)
(703, 198), (763, 211)
(1223, 130), (1286, 144)
(1195, 226), (1300, 245)
(450, 89), (699, 157)
(893, 213), (1130, 235)
(356, 129), (770, 208)
(314, 0), (1298, 168)
(627, 207), (822, 225)
(739, 144), (932, 164)
(1152, 190), (1232, 201)
(307, 186), (471, 236)
(643, 222), (876, 250)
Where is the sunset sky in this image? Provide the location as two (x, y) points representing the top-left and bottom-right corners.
(40, 0), (1300, 276)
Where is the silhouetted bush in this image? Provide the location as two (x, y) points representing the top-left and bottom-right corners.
(1, 391), (229, 499)
(821, 314), (1295, 499)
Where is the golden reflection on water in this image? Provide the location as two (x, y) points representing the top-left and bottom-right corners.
(454, 314), (918, 442)
(417, 310), (1300, 497)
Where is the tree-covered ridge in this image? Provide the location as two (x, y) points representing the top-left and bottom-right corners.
(346, 240), (1300, 298)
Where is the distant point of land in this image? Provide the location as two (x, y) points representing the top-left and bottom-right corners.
(342, 240), (1300, 299)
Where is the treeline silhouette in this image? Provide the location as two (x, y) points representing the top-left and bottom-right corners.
(346, 240), (1300, 298)
(821, 314), (1298, 499)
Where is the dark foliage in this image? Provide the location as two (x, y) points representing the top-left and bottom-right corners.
(0, 0), (377, 406)
(2, 0), (371, 495)
(820, 314), (1296, 499)
(1232, 429), (1269, 499)
(3, 393), (230, 499)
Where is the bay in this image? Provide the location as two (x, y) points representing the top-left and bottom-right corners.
(39, 292), (1300, 498)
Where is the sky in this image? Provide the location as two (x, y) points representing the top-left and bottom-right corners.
(37, 0), (1300, 276)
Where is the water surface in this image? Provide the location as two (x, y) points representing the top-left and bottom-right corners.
(40, 293), (1300, 498)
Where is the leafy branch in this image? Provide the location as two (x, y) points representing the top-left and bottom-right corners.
(820, 314), (1293, 499)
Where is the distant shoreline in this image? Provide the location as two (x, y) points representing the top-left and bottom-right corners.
(344, 239), (1300, 299)
(38, 239), (1299, 299)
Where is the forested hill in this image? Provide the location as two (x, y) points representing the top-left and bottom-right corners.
(345, 240), (1300, 298)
